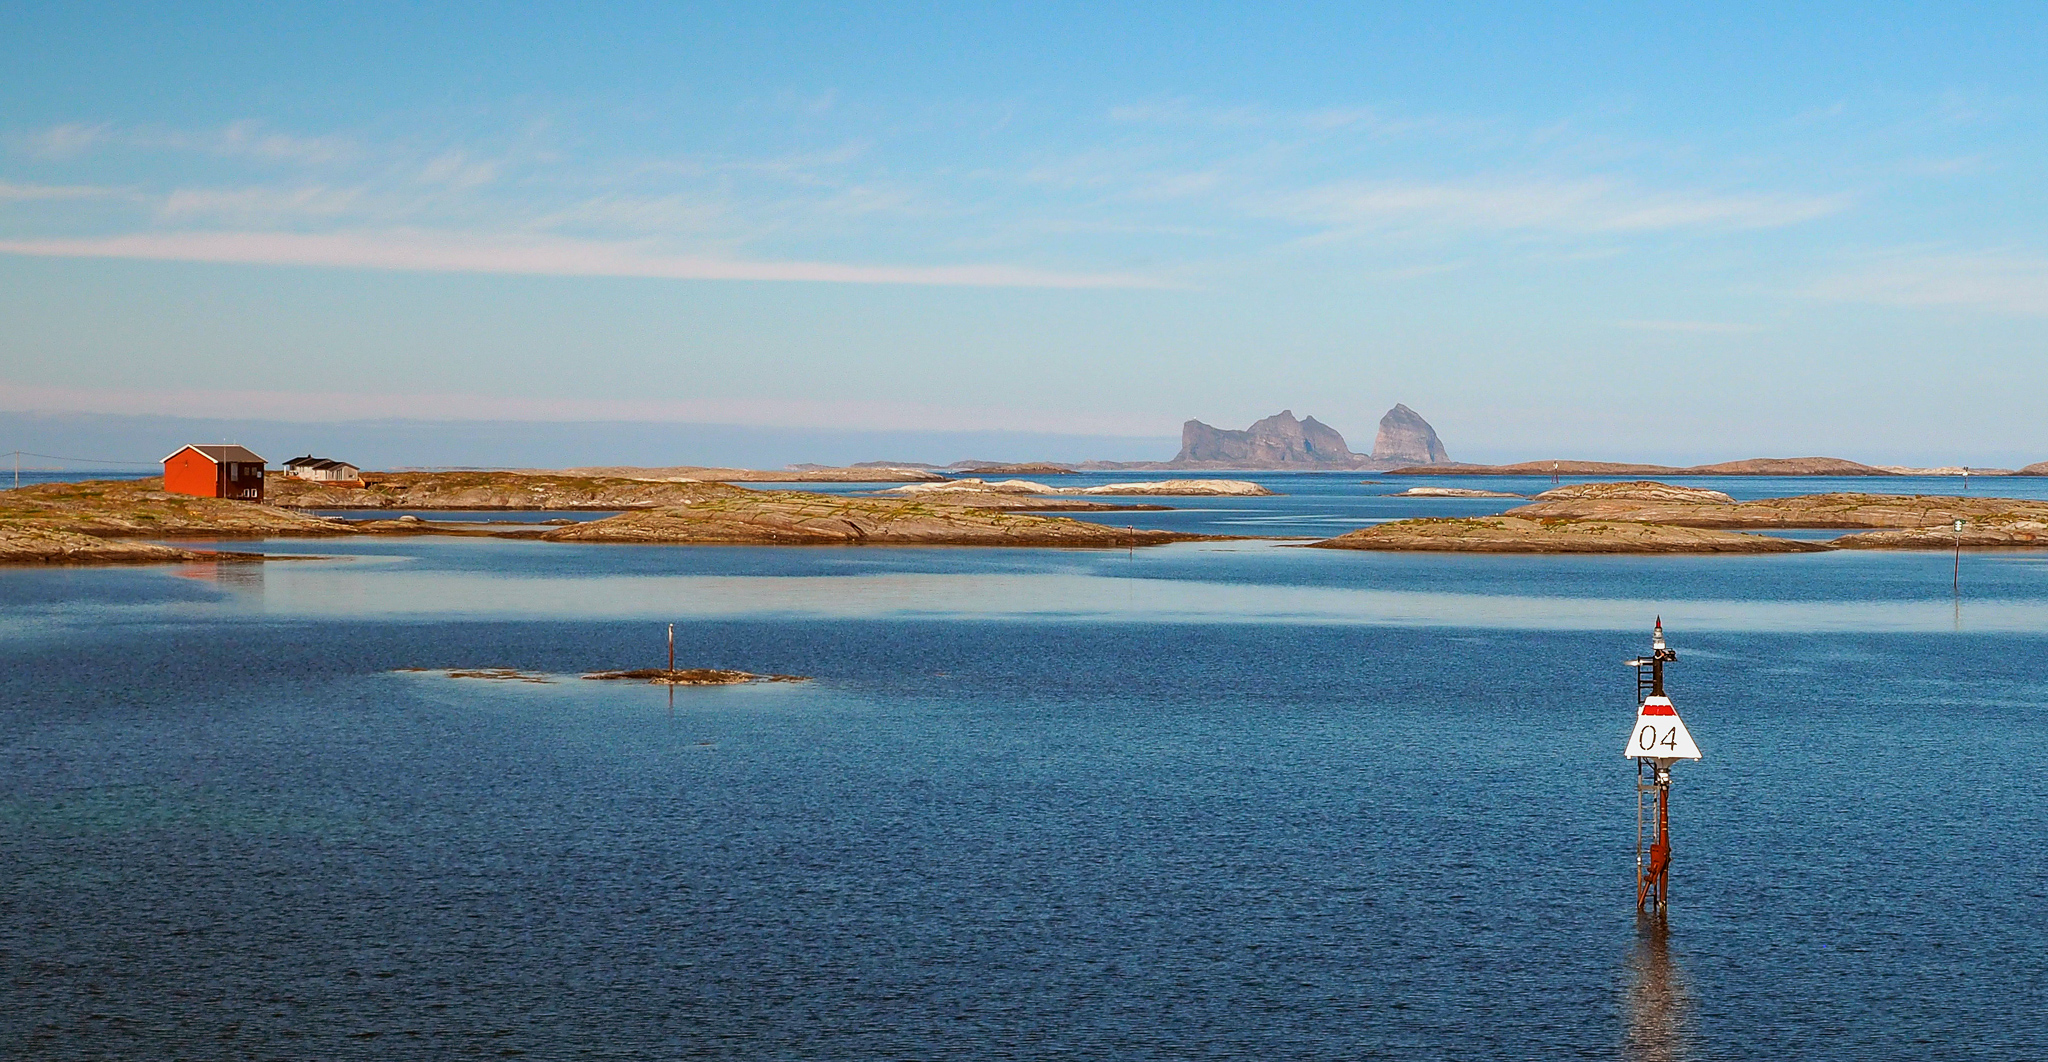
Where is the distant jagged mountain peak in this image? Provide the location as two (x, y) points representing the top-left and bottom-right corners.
(1166, 405), (1448, 470)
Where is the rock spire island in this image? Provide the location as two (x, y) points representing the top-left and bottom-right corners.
(1165, 406), (1451, 470)
(1372, 403), (1450, 465)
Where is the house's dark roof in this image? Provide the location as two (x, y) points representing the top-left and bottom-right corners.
(285, 455), (358, 471)
(164, 444), (266, 465)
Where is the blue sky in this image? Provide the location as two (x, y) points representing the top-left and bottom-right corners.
(4, 2), (2047, 464)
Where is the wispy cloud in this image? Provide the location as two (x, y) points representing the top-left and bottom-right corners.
(158, 185), (366, 220)
(1107, 99), (1452, 137)
(0, 230), (1165, 289)
(1614, 319), (1762, 334)
(0, 102), (1871, 293)
(0, 377), (1180, 434)
(0, 179), (112, 202)
(148, 120), (360, 165)
(1274, 178), (1847, 236)
(1808, 251), (2048, 316)
(417, 150), (499, 189)
(16, 120), (358, 165)
(21, 122), (111, 159)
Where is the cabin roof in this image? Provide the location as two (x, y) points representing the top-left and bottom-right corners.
(163, 444), (267, 465)
(285, 455), (356, 470)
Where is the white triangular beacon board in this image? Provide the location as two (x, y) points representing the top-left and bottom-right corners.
(1622, 696), (1702, 761)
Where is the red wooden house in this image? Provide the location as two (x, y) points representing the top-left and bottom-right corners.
(163, 445), (268, 501)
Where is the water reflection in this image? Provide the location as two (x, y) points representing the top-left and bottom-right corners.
(172, 558), (265, 597)
(1621, 920), (1692, 1062)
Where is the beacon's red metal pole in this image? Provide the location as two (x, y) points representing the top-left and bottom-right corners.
(1649, 784), (1671, 911)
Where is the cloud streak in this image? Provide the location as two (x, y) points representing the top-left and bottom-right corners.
(0, 180), (115, 202)
(1613, 319), (1762, 334)
(0, 378), (1180, 434)
(1275, 179), (1847, 235)
(0, 229), (1164, 289)
(1808, 251), (2048, 316)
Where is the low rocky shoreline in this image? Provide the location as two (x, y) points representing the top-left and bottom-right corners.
(0, 525), (225, 565)
(1504, 481), (2048, 530)
(539, 490), (1205, 547)
(1, 475), (1209, 561)
(13, 472), (2048, 563)
(1309, 517), (1828, 554)
(268, 471), (749, 510)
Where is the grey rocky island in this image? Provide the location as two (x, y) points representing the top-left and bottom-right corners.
(1090, 403), (1455, 471)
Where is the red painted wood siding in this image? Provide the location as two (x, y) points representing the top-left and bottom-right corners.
(163, 449), (219, 497)
(162, 449), (266, 501)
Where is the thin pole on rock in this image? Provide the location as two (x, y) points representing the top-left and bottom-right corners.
(667, 623), (675, 674)
(1127, 526), (1134, 560)
(1954, 519), (1964, 596)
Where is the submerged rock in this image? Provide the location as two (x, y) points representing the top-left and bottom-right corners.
(583, 668), (810, 686)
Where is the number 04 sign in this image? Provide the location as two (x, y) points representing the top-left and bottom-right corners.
(1622, 696), (1701, 761)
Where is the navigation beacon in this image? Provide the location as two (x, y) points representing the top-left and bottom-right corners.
(1624, 618), (1701, 919)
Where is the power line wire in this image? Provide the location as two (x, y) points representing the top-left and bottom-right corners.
(5, 449), (157, 465)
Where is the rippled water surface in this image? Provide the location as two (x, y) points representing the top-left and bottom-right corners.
(6, 484), (2048, 1059)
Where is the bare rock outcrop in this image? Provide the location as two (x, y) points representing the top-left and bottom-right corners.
(1371, 403), (1450, 465)
(882, 478), (1060, 496)
(3, 478), (355, 538)
(1509, 490), (2048, 530)
(1076, 479), (1274, 496)
(1530, 481), (1735, 504)
(270, 471), (753, 510)
(1834, 521), (2048, 549)
(1310, 517), (1827, 554)
(539, 488), (1206, 547)
(0, 525), (210, 565)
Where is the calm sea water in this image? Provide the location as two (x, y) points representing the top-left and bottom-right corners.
(5, 482), (2048, 1059)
